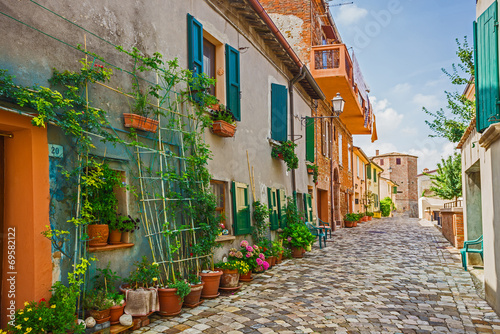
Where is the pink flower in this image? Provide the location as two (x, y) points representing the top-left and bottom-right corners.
(259, 253), (265, 260)
(246, 245), (254, 252)
(256, 258), (263, 265)
(236, 251), (243, 258)
(287, 237), (292, 242)
(229, 251), (235, 257)
(253, 245), (259, 250)
(246, 253), (252, 258)
(240, 240), (249, 248)
(262, 261), (270, 270)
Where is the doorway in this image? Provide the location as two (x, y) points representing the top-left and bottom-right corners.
(317, 188), (328, 222)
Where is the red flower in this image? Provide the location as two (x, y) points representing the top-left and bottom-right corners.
(190, 253), (193, 256)
(39, 298), (47, 303)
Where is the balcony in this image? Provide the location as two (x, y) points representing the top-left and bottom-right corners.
(310, 44), (374, 135)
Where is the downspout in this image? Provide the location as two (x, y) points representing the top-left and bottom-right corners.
(289, 66), (306, 201)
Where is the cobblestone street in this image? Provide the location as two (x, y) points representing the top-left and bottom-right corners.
(138, 217), (500, 334)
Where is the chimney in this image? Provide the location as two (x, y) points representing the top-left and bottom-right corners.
(375, 150), (379, 156)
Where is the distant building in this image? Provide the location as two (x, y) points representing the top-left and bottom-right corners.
(372, 151), (418, 217)
(417, 168), (447, 221)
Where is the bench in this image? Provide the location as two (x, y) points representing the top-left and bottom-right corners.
(460, 235), (483, 271)
(317, 217), (332, 239)
(305, 222), (326, 249)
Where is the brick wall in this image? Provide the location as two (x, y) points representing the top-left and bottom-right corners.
(440, 209), (464, 249)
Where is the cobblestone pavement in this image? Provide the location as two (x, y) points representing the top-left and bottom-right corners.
(135, 216), (500, 333)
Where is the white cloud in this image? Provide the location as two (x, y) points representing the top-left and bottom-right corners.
(370, 96), (404, 130)
(407, 141), (458, 172)
(401, 127), (418, 136)
(412, 93), (441, 109)
(335, 4), (368, 26)
(393, 83), (412, 94)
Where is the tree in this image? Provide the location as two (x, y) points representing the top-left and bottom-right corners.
(423, 37), (475, 143)
(428, 153), (462, 201)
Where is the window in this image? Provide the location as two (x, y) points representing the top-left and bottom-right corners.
(211, 180), (228, 233)
(305, 117), (315, 163)
(475, 2), (500, 132)
(393, 186), (398, 194)
(203, 38), (216, 96)
(338, 133), (343, 165)
(326, 122), (331, 158)
(374, 169), (377, 182)
(231, 182), (251, 235)
(321, 119), (330, 157)
(355, 198), (359, 205)
(396, 158), (401, 165)
(380, 159), (384, 166)
(347, 143), (351, 171)
(366, 165), (371, 179)
(271, 83), (288, 142)
(268, 188), (279, 230)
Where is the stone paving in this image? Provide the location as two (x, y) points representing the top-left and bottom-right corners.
(134, 216), (500, 333)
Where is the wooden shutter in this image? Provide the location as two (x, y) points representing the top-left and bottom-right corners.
(374, 169), (377, 182)
(303, 193), (313, 222)
(226, 45), (241, 121)
(277, 189), (287, 228)
(367, 165), (371, 179)
(393, 186), (397, 194)
(232, 182), (251, 235)
(305, 117), (315, 163)
(187, 14), (203, 77)
(475, 2), (500, 132)
(271, 83), (288, 142)
(268, 188), (279, 230)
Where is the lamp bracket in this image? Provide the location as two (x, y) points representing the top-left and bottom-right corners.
(300, 115), (340, 128)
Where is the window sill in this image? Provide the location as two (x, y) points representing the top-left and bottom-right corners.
(88, 243), (134, 252)
(268, 138), (281, 147)
(215, 235), (236, 242)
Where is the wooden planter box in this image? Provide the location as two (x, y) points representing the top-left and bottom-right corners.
(123, 113), (159, 133)
(212, 120), (236, 137)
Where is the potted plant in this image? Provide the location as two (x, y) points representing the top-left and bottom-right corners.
(216, 260), (250, 289)
(271, 141), (298, 171)
(109, 293), (126, 325)
(280, 198), (315, 257)
(344, 213), (358, 228)
(211, 104), (237, 137)
(158, 279), (191, 316)
(367, 212), (374, 221)
(183, 274), (205, 308)
(306, 164), (319, 184)
(257, 240), (274, 267)
(82, 290), (114, 324)
(273, 240), (284, 264)
(109, 215), (140, 244)
(122, 257), (161, 316)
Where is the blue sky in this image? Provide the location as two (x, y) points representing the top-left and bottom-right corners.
(331, 0), (476, 171)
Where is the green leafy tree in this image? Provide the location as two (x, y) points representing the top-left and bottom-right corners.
(427, 153), (462, 201)
(423, 37), (475, 143)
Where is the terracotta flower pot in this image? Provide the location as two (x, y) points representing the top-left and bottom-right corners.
(123, 113), (159, 133)
(368, 216), (372, 221)
(239, 271), (253, 282)
(354, 221), (358, 227)
(110, 303), (125, 325)
(212, 120), (236, 137)
(199, 271), (223, 298)
(183, 282), (204, 307)
(268, 256), (276, 267)
(307, 168), (314, 174)
(158, 288), (182, 316)
(291, 246), (304, 258)
(88, 308), (111, 324)
(121, 231), (131, 243)
(87, 224), (109, 246)
(277, 252), (283, 264)
(108, 229), (122, 245)
(220, 269), (240, 288)
(344, 221), (355, 228)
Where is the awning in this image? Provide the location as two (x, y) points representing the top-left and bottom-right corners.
(322, 25), (336, 39)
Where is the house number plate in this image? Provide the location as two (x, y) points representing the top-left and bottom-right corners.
(49, 144), (64, 158)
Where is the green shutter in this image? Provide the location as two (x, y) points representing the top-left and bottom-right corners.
(393, 186), (397, 194)
(232, 182), (251, 235)
(271, 83), (288, 142)
(268, 188), (279, 231)
(367, 166), (372, 179)
(475, 2), (500, 132)
(226, 45), (241, 121)
(277, 189), (287, 228)
(303, 193), (313, 222)
(374, 169), (377, 182)
(305, 117), (315, 163)
(187, 14), (203, 77)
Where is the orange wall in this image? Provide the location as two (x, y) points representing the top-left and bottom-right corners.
(0, 109), (52, 328)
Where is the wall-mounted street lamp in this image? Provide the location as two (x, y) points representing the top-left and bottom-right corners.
(301, 93), (345, 127)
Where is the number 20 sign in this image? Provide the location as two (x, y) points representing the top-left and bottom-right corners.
(48, 144), (63, 158)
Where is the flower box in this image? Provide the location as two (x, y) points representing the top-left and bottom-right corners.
(123, 113), (159, 133)
(307, 167), (314, 174)
(212, 120), (236, 137)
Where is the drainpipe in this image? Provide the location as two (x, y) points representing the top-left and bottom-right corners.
(289, 66), (306, 201)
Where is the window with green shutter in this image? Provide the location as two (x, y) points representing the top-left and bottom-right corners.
(277, 189), (287, 228)
(268, 187), (279, 231)
(393, 186), (397, 194)
(187, 14), (203, 77)
(271, 83), (288, 142)
(475, 1), (500, 132)
(303, 193), (313, 222)
(374, 169), (377, 182)
(305, 117), (315, 163)
(367, 165), (372, 179)
(232, 182), (251, 235)
(226, 45), (241, 121)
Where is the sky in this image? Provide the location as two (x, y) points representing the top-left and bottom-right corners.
(330, 0), (476, 172)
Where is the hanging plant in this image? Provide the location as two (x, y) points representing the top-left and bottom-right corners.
(306, 164), (319, 183)
(271, 140), (298, 171)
